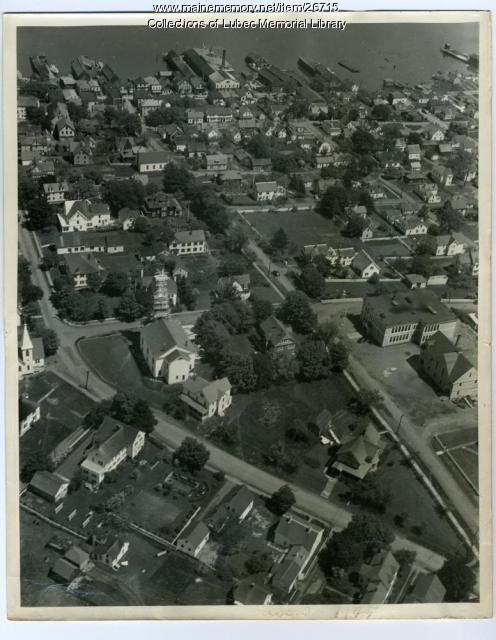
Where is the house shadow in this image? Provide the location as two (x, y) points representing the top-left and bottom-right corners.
(406, 354), (445, 398)
(121, 329), (151, 378)
(347, 314), (368, 339)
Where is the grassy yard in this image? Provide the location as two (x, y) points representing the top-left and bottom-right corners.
(204, 375), (357, 495)
(244, 210), (342, 249)
(78, 332), (180, 409)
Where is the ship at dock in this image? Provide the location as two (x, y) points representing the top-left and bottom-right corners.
(441, 43), (470, 63)
(338, 61), (359, 73)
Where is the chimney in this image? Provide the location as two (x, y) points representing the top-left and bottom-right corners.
(221, 49), (226, 69)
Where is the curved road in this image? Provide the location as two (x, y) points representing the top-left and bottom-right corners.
(20, 225), (446, 570)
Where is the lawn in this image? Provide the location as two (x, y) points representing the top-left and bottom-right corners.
(433, 427), (478, 496)
(122, 488), (190, 533)
(78, 332), (181, 409)
(244, 210), (342, 249)
(206, 375), (357, 494)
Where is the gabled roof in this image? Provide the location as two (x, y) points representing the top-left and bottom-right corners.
(423, 331), (476, 383)
(173, 229), (206, 244)
(141, 317), (196, 357)
(183, 376), (231, 405)
(274, 517), (319, 551)
(260, 316), (293, 346)
(30, 470), (69, 498)
(82, 416), (143, 470)
(178, 520), (209, 548)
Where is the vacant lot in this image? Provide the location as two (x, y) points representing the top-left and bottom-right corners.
(122, 488), (189, 533)
(78, 333), (180, 409)
(244, 210), (342, 248)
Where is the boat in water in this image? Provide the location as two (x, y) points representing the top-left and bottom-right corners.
(338, 61), (359, 73)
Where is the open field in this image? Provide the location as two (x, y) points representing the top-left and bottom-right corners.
(243, 210), (342, 249)
(432, 427), (478, 498)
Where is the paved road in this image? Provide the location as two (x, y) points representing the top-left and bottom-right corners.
(20, 226), (448, 569)
(347, 352), (479, 534)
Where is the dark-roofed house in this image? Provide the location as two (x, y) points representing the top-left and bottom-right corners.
(140, 317), (197, 383)
(29, 470), (70, 503)
(118, 207), (143, 231)
(143, 192), (182, 218)
(175, 520), (210, 558)
(332, 422), (382, 480)
(260, 316), (296, 354)
(64, 545), (92, 572)
(80, 416), (145, 488)
(225, 485), (255, 522)
(49, 557), (80, 589)
(403, 573), (446, 603)
(137, 150), (170, 173)
(43, 181), (69, 204)
(91, 536), (130, 569)
(361, 289), (458, 347)
(233, 579), (273, 605)
(420, 331), (477, 400)
(169, 229), (208, 255)
(57, 199), (112, 233)
(217, 274), (251, 300)
(62, 253), (105, 289)
(351, 250), (380, 279)
(360, 550), (400, 604)
(270, 517), (323, 594)
(180, 376), (232, 421)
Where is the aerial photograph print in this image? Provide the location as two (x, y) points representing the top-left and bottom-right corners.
(5, 10), (491, 619)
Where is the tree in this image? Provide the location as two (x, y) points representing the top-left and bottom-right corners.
(25, 197), (54, 230)
(116, 292), (142, 321)
(407, 132), (423, 145)
(349, 389), (383, 415)
(410, 255), (434, 278)
(351, 128), (376, 154)
(37, 327), (59, 356)
(224, 227), (248, 253)
(267, 485), (296, 516)
(278, 291), (316, 334)
(102, 271), (129, 296)
(246, 133), (270, 159)
(329, 340), (350, 371)
(176, 276), (197, 310)
(18, 173), (40, 209)
(345, 473), (392, 513)
(102, 179), (145, 215)
(245, 552), (273, 575)
(132, 398), (157, 433)
(162, 162), (194, 194)
(189, 185), (231, 234)
(86, 272), (103, 293)
(84, 401), (111, 430)
(299, 263), (325, 299)
(194, 313), (230, 365)
(20, 450), (52, 483)
(371, 103), (391, 121)
(438, 203), (464, 232)
(218, 352), (257, 393)
(174, 437), (210, 473)
(438, 556), (475, 602)
(271, 350), (298, 382)
(319, 514), (394, 574)
(252, 352), (273, 390)
(104, 107), (141, 136)
(344, 213), (367, 238)
(111, 392), (137, 423)
(251, 297), (273, 324)
(296, 335), (330, 381)
(21, 283), (43, 306)
(270, 227), (289, 254)
(131, 216), (151, 234)
(288, 174), (306, 197)
(318, 185), (349, 219)
(218, 254), (250, 278)
(414, 235), (437, 256)
(94, 296), (110, 320)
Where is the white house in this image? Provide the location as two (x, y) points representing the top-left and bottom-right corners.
(175, 521), (210, 558)
(43, 182), (69, 204)
(137, 151), (170, 173)
(169, 230), (208, 255)
(217, 274), (251, 300)
(57, 199), (112, 233)
(253, 181), (281, 201)
(19, 398), (41, 437)
(352, 250), (380, 279)
(140, 317), (197, 383)
(80, 417), (145, 488)
(180, 376), (232, 421)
